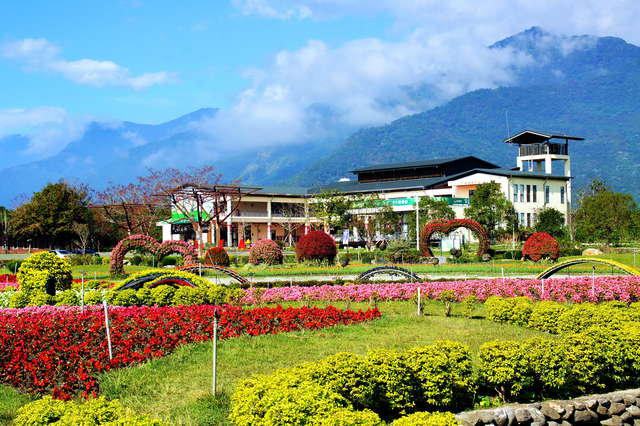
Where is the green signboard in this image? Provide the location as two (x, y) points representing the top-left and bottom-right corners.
(353, 197), (468, 208)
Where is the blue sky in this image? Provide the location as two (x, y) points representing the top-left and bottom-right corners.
(2, 0), (640, 155)
(0, 1), (393, 123)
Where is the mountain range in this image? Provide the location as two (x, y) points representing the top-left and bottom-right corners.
(1, 27), (640, 204)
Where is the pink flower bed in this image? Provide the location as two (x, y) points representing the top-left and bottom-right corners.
(243, 276), (640, 304)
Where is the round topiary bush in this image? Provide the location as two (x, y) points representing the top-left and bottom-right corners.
(522, 232), (560, 262)
(249, 239), (283, 265)
(295, 231), (337, 263)
(204, 246), (230, 266)
(17, 252), (72, 295)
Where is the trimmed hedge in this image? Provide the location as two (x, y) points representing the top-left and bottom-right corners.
(14, 396), (163, 425)
(296, 231), (338, 263)
(249, 239), (283, 265)
(229, 340), (471, 425)
(17, 252), (72, 295)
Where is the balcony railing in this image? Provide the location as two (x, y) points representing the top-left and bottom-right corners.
(519, 143), (568, 156)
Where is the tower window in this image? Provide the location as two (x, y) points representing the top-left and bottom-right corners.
(526, 185), (531, 202)
(544, 185), (550, 204)
(561, 186), (565, 204)
(519, 184), (524, 202)
(532, 185), (537, 203)
(513, 184), (518, 202)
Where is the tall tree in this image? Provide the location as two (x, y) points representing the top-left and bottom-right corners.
(535, 208), (566, 239)
(10, 182), (92, 248)
(574, 179), (637, 244)
(0, 206), (10, 251)
(464, 182), (518, 241)
(407, 197), (456, 241)
(149, 166), (257, 254)
(311, 190), (352, 229)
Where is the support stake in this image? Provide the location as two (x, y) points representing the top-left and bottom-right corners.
(103, 299), (113, 360)
(212, 309), (219, 395)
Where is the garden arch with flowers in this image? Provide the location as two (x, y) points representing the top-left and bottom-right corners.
(109, 234), (197, 275)
(537, 257), (640, 279)
(419, 218), (490, 258)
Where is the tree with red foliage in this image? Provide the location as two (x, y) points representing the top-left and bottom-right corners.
(296, 231), (337, 263)
(522, 232), (560, 262)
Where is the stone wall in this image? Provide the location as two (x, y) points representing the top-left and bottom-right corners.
(456, 389), (640, 426)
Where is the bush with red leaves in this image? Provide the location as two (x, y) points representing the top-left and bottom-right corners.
(249, 239), (283, 265)
(295, 231), (337, 263)
(522, 232), (560, 262)
(204, 246), (230, 266)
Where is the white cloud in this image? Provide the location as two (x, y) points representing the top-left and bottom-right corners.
(231, 0), (640, 44)
(0, 107), (91, 158)
(0, 38), (175, 90)
(195, 29), (533, 149)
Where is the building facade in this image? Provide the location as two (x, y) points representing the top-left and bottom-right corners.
(158, 130), (579, 246)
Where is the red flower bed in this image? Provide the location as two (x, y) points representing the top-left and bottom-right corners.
(522, 232), (560, 262)
(0, 305), (380, 399)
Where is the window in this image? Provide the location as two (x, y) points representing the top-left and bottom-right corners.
(560, 186), (565, 204)
(520, 212), (525, 226)
(519, 184), (524, 202)
(526, 213), (531, 227)
(533, 213), (537, 225)
(513, 184), (518, 202)
(544, 185), (550, 203)
(532, 185), (537, 203)
(526, 185), (531, 202)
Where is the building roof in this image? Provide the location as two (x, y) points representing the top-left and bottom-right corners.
(470, 168), (571, 180)
(503, 130), (584, 144)
(349, 156), (499, 173)
(254, 186), (309, 196)
(310, 175), (453, 194)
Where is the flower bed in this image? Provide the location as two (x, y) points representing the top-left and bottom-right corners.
(0, 304), (380, 399)
(243, 276), (640, 304)
(0, 274), (18, 290)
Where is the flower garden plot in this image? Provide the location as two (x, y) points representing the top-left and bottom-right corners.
(244, 275), (640, 304)
(0, 305), (380, 399)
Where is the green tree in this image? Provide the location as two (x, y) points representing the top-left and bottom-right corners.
(10, 182), (93, 248)
(574, 179), (637, 244)
(535, 208), (565, 238)
(463, 182), (517, 241)
(0, 206), (10, 250)
(408, 197), (455, 241)
(311, 190), (351, 229)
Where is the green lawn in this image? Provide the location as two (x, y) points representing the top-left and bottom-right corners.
(94, 300), (551, 425)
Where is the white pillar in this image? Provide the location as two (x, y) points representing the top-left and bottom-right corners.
(304, 224), (309, 235)
(545, 157), (552, 174)
(267, 223), (272, 240)
(516, 157), (523, 171)
(226, 223), (232, 247)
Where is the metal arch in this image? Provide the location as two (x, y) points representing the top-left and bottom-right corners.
(536, 257), (640, 279)
(355, 266), (422, 282)
(116, 273), (166, 290)
(177, 264), (251, 286)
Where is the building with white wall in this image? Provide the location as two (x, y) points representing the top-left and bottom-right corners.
(158, 130), (580, 246)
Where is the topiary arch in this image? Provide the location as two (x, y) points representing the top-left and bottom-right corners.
(419, 218), (490, 258)
(109, 234), (198, 275)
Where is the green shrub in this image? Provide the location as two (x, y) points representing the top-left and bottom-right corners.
(2, 284), (17, 292)
(384, 241), (421, 264)
(71, 279), (104, 291)
(521, 337), (569, 399)
(391, 411), (458, 426)
(527, 301), (567, 333)
(509, 297), (533, 326)
(55, 289), (79, 306)
(151, 285), (175, 306)
(114, 289), (140, 306)
(137, 288), (154, 306)
(8, 291), (29, 308)
(403, 340), (475, 411)
(556, 303), (617, 334)
(206, 285), (229, 305)
(172, 286), (205, 306)
(563, 326), (627, 393)
(67, 254), (100, 266)
(478, 340), (529, 402)
(130, 254), (143, 266)
(0, 289), (15, 308)
(229, 369), (351, 426)
(306, 352), (381, 411)
(365, 349), (416, 416)
(17, 252), (72, 295)
(29, 292), (55, 306)
(484, 296), (513, 323)
(159, 255), (180, 267)
(84, 290), (104, 305)
(461, 295), (478, 319)
(14, 395), (163, 425)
